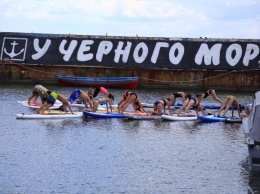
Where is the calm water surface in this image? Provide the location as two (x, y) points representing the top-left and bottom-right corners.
(0, 84), (260, 193)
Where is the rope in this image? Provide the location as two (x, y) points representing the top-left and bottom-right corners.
(15, 63), (58, 75)
(2, 63), (259, 83)
(138, 70), (234, 83)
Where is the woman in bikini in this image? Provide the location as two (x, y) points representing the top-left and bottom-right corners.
(217, 96), (241, 117)
(177, 94), (206, 117)
(93, 86), (110, 98)
(170, 92), (186, 106)
(90, 94), (114, 112)
(118, 91), (141, 113)
(117, 90), (131, 111)
(150, 98), (173, 115)
(196, 89), (222, 104)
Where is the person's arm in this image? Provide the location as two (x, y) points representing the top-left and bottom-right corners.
(177, 99), (188, 116)
(106, 99), (109, 112)
(28, 95), (34, 105)
(163, 105), (166, 114)
(109, 99), (112, 112)
(167, 102), (173, 115)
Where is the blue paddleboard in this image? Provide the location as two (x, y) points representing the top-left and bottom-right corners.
(83, 111), (124, 118)
(197, 115), (227, 122)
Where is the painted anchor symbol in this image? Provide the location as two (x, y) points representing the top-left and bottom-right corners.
(4, 41), (24, 58)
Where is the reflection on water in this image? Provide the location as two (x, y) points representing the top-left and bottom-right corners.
(0, 84), (258, 193)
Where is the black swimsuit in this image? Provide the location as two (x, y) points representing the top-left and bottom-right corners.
(173, 93), (182, 98)
(203, 91), (209, 98)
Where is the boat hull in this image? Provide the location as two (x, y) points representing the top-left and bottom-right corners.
(248, 144), (260, 171)
(57, 76), (139, 89)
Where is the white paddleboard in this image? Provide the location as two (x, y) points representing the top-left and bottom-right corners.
(18, 101), (61, 110)
(16, 112), (83, 119)
(161, 114), (198, 121)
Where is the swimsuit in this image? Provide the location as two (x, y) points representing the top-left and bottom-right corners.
(154, 100), (161, 105)
(173, 93), (182, 98)
(204, 89), (212, 98)
(189, 98), (200, 109)
(162, 99), (167, 107)
(47, 92), (58, 105)
(68, 89), (81, 104)
(93, 87), (109, 98)
(123, 90), (130, 100)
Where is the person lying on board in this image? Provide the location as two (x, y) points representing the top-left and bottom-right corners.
(177, 94), (206, 117)
(216, 95), (242, 118)
(36, 92), (74, 115)
(117, 90), (131, 111)
(149, 98), (173, 115)
(196, 89), (223, 105)
(28, 84), (50, 105)
(132, 101), (148, 113)
(118, 91), (142, 113)
(68, 89), (93, 109)
(88, 94), (114, 112)
(170, 92), (186, 106)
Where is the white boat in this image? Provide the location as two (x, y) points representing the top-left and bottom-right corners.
(243, 91), (260, 171)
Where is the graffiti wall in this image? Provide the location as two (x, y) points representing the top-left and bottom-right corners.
(0, 32), (259, 70)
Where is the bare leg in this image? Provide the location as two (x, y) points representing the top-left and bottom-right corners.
(170, 95), (176, 106)
(92, 100), (99, 112)
(217, 97), (228, 116)
(223, 97), (235, 116)
(211, 90), (223, 104)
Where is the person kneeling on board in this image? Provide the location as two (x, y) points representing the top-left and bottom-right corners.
(36, 92), (74, 115)
(149, 98), (173, 115)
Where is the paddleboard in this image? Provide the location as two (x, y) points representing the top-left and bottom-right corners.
(142, 102), (245, 110)
(197, 115), (226, 122)
(83, 111), (124, 118)
(16, 112), (83, 119)
(226, 117), (242, 123)
(123, 112), (162, 120)
(18, 101), (60, 110)
(161, 114), (197, 121)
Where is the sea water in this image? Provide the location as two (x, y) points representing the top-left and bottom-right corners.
(0, 84), (259, 193)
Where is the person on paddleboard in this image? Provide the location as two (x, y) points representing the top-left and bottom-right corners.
(68, 89), (93, 109)
(170, 92), (186, 106)
(196, 89), (223, 105)
(216, 95), (242, 118)
(28, 84), (50, 105)
(36, 92), (74, 115)
(177, 94), (206, 117)
(149, 98), (173, 115)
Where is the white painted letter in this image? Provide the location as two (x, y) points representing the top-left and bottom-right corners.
(114, 41), (132, 63)
(226, 44), (242, 66)
(77, 40), (94, 61)
(243, 44), (259, 66)
(96, 41), (113, 62)
(32, 38), (51, 60)
(133, 42), (148, 63)
(151, 42), (169, 63)
(195, 43), (222, 65)
(59, 40), (78, 61)
(169, 42), (184, 65)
